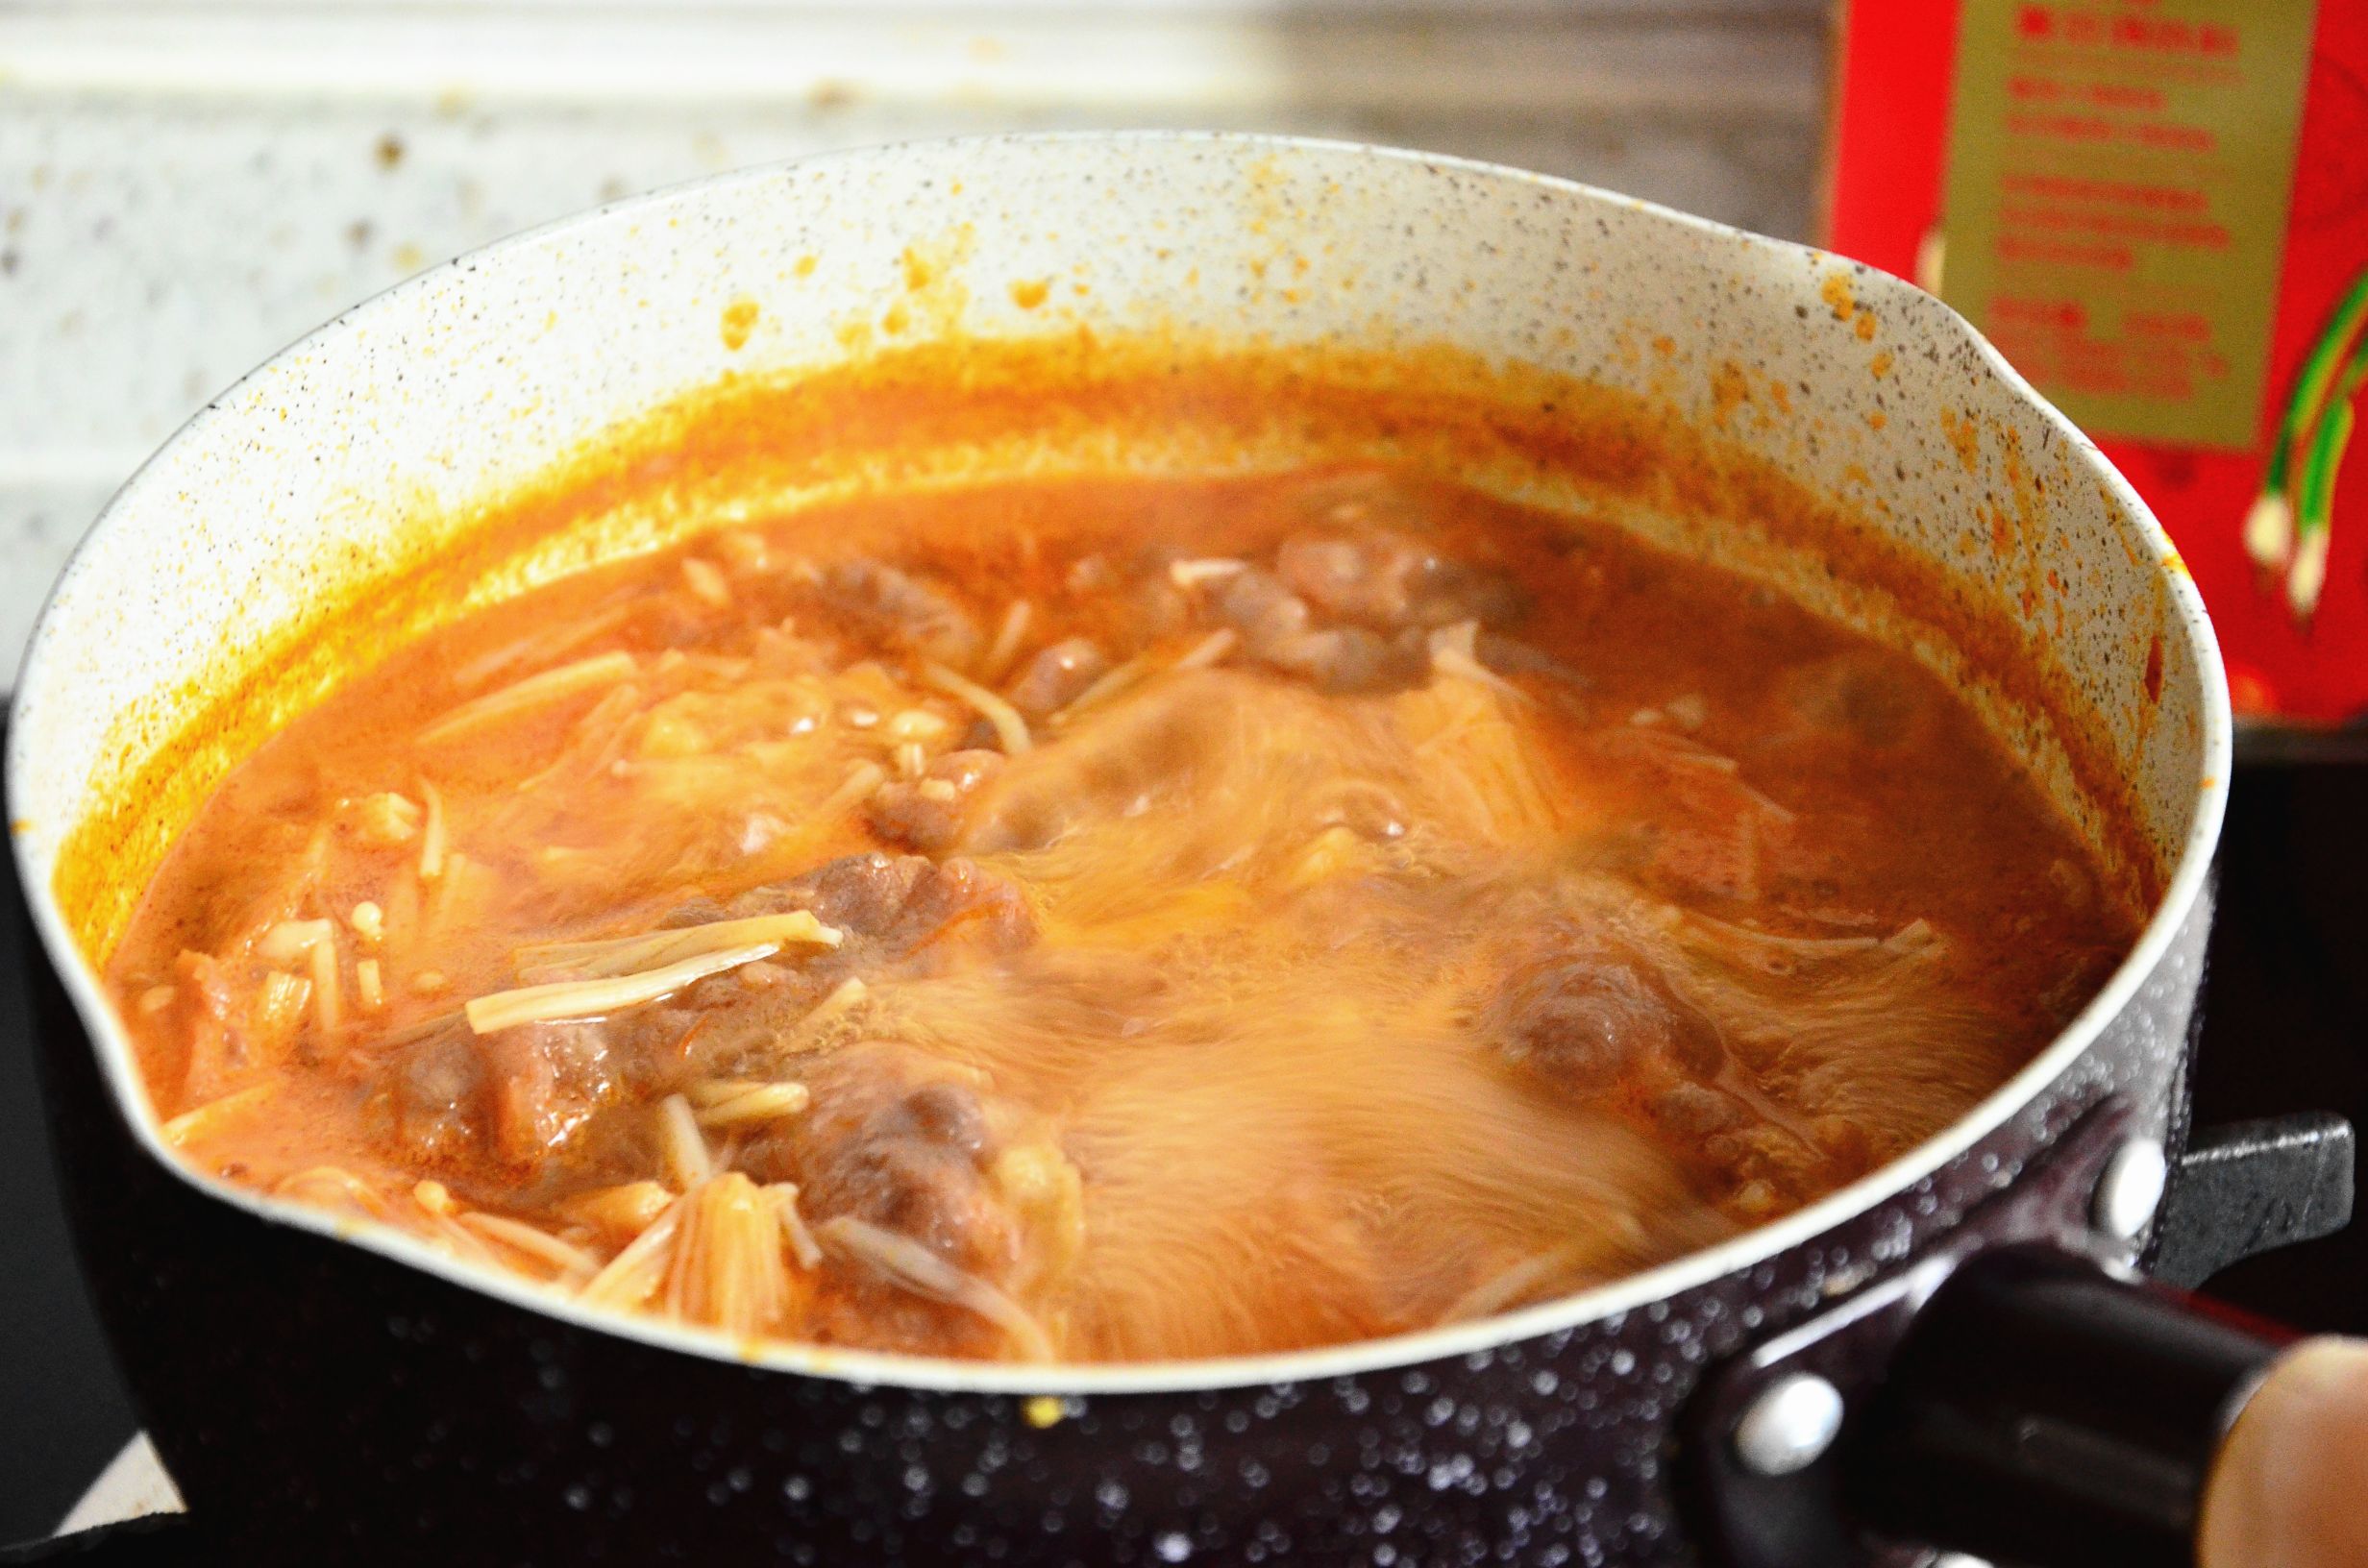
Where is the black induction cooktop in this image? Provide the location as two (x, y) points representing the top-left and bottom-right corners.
(2, 752), (2362, 1550)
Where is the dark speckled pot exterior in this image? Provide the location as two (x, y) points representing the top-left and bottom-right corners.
(9, 136), (2229, 1565)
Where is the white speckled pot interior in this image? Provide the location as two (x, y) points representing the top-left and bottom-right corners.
(6, 133), (2228, 1395)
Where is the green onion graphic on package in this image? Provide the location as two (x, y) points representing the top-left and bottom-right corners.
(2245, 265), (2368, 626)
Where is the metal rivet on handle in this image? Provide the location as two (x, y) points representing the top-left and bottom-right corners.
(1732, 1372), (1845, 1477)
(2093, 1137), (2169, 1242)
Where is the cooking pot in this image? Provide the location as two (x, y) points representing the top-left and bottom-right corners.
(7, 135), (2353, 1566)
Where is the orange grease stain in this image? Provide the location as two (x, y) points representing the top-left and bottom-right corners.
(1942, 408), (1980, 473)
(718, 299), (760, 352)
(1710, 362), (1753, 425)
(1819, 272), (1855, 322)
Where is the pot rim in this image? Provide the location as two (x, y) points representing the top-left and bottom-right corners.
(7, 129), (2232, 1397)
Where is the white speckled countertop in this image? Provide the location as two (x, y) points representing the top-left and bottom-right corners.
(0, 0), (1824, 691)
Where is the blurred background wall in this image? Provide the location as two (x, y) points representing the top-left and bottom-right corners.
(0, 0), (1828, 683)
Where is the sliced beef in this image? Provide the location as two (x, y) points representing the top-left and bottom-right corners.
(1130, 572), (1193, 640)
(170, 949), (246, 1104)
(378, 855), (1034, 1168)
(743, 1044), (1089, 1359)
(884, 857), (1037, 960)
(1261, 625), (1429, 694)
(743, 852), (1035, 959)
(959, 674), (1232, 853)
(652, 894), (732, 930)
(1491, 922), (1845, 1207)
(652, 852), (1035, 1063)
(1209, 567), (1429, 694)
(1473, 631), (1591, 695)
(387, 1031), (487, 1164)
(1275, 528), (1521, 631)
(866, 749), (1007, 853)
(629, 854), (1036, 1076)
(1005, 638), (1109, 718)
(384, 1017), (618, 1169)
(1276, 532), (1417, 623)
(1493, 940), (1725, 1096)
(765, 1042), (1019, 1278)
(1212, 566), (1312, 649)
(1644, 1080), (1748, 1139)
(823, 558), (981, 669)
(481, 1020), (617, 1162)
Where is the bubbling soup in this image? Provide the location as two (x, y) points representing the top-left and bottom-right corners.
(107, 464), (2136, 1363)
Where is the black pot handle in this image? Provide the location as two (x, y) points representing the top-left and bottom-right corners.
(1842, 1241), (2285, 1567)
(2154, 1113), (2357, 1288)
(1683, 1102), (2355, 1568)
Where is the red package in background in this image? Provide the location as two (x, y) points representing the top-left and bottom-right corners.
(1826, 0), (2368, 732)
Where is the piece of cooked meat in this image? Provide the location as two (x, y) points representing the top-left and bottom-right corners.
(823, 558), (981, 669)
(1275, 527), (1520, 631)
(1004, 637), (1110, 718)
(775, 1043), (1018, 1275)
(383, 1016), (617, 1168)
(752, 852), (1036, 960)
(376, 855), (1037, 1170)
(1204, 563), (1445, 694)
(866, 750), (1007, 853)
(743, 1041), (1065, 1359)
(1492, 940), (1727, 1093)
